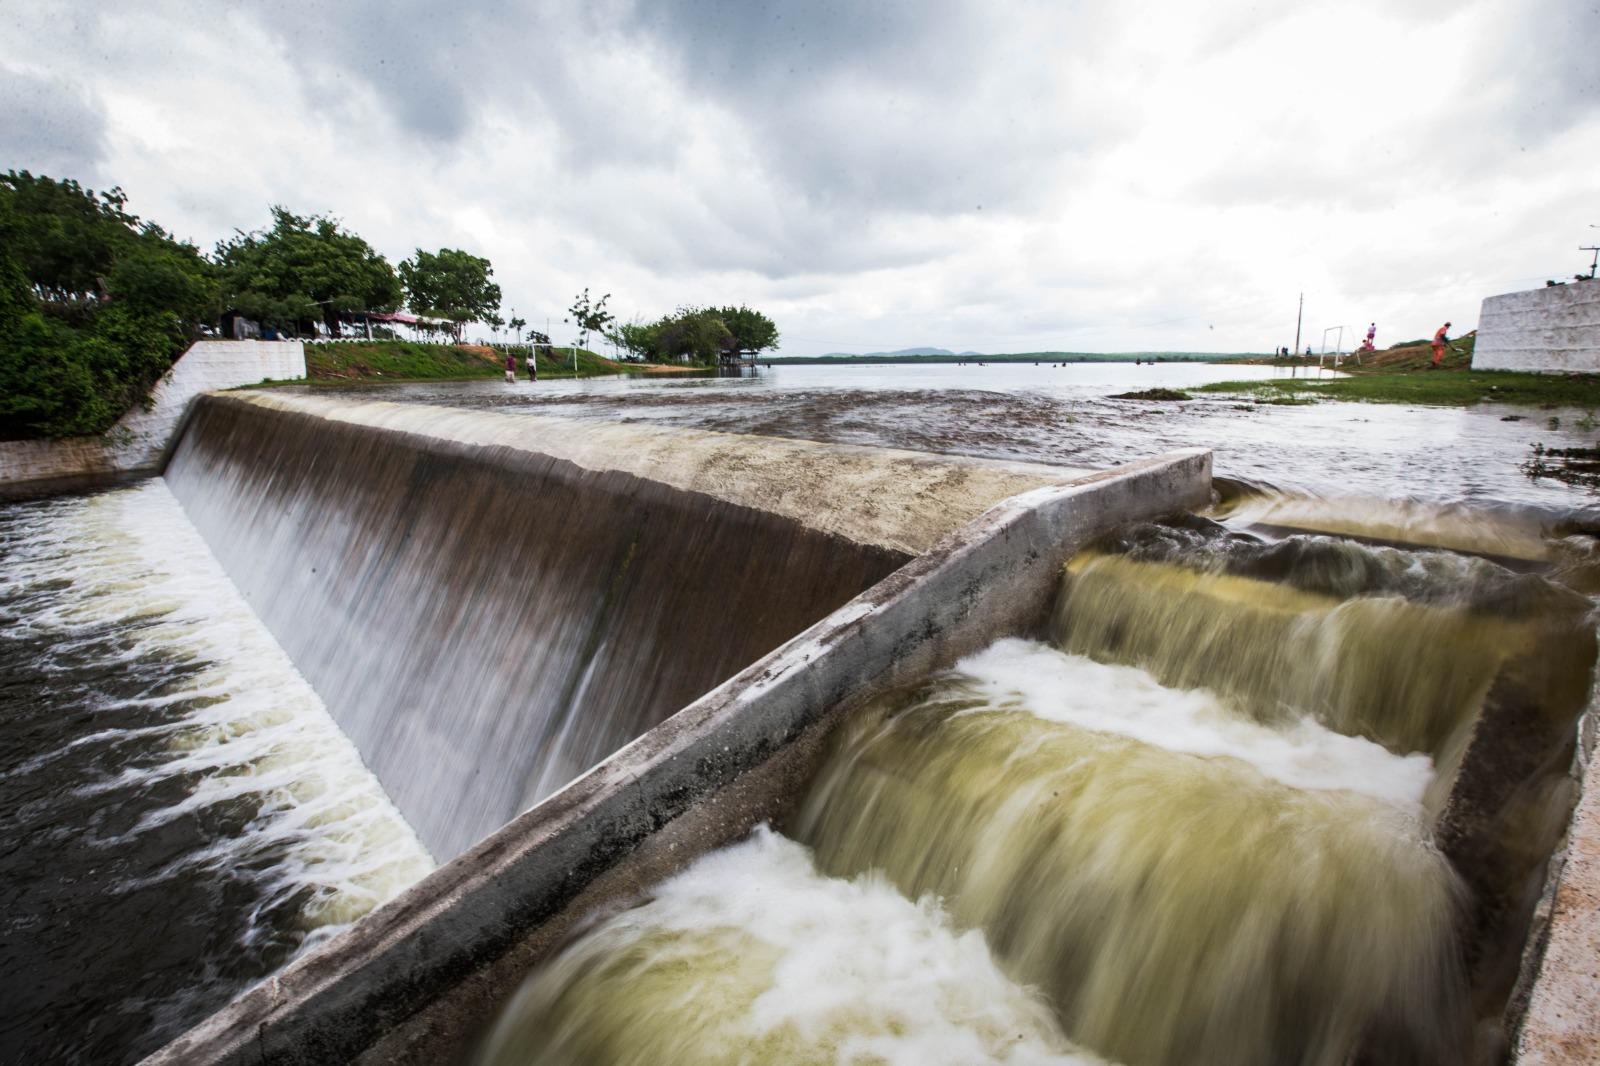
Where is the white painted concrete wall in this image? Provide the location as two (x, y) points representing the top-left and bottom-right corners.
(1473, 282), (1600, 373)
(0, 340), (305, 497)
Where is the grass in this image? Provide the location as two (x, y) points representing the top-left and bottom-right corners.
(1109, 388), (1192, 401)
(300, 341), (643, 382)
(1196, 336), (1600, 409)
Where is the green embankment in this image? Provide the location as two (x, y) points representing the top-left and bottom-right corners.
(1198, 337), (1600, 408)
(299, 342), (634, 382)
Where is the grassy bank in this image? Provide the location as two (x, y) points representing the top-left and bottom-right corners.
(302, 341), (648, 382)
(1197, 338), (1600, 408)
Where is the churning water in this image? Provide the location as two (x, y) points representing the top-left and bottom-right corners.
(477, 518), (1596, 1066)
(6, 371), (1599, 1064)
(0, 482), (432, 1064)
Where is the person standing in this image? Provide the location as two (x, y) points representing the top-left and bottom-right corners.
(505, 349), (517, 384)
(1431, 322), (1451, 368)
(1366, 322), (1377, 345)
(527, 347), (538, 382)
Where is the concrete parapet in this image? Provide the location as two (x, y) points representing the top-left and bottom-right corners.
(0, 339), (305, 499)
(138, 448), (1212, 1066)
(1473, 282), (1600, 374)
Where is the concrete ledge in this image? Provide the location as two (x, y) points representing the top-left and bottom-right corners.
(1474, 283), (1600, 374)
(1515, 706), (1600, 1063)
(140, 447), (1212, 1066)
(0, 340), (305, 500)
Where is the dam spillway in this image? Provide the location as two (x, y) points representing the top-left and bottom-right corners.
(3, 381), (1598, 1065)
(161, 392), (1093, 859)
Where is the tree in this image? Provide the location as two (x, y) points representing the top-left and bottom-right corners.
(607, 319), (658, 362)
(605, 304), (776, 366)
(716, 304), (780, 360)
(398, 248), (501, 341)
(0, 171), (216, 439)
(507, 313), (527, 344)
(216, 207), (400, 336)
(652, 307), (732, 365)
(564, 288), (614, 365)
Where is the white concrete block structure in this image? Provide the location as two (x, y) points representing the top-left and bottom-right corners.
(1473, 281), (1600, 373)
(0, 340), (305, 498)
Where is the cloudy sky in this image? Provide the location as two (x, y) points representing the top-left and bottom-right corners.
(4, 0), (1596, 354)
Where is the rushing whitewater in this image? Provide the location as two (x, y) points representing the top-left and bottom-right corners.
(0, 482), (432, 1064)
(477, 519), (1594, 1066)
(794, 639), (1466, 1066)
(474, 827), (1112, 1066)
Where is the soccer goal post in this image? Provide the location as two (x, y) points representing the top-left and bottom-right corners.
(1318, 326), (1346, 366)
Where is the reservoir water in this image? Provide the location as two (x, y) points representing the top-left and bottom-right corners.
(296, 360), (1600, 510)
(4, 359), (1598, 1063)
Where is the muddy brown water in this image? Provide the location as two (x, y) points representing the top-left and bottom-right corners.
(4, 363), (1599, 1064)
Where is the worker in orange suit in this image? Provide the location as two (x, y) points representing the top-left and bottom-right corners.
(1431, 322), (1451, 368)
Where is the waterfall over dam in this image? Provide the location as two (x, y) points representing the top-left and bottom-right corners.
(8, 377), (1597, 1065)
(162, 392), (1094, 859)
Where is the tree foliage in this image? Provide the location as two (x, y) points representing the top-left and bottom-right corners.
(607, 304), (779, 365)
(716, 305), (780, 357)
(216, 207), (400, 335)
(565, 288), (614, 356)
(0, 171), (216, 439)
(399, 248), (501, 339)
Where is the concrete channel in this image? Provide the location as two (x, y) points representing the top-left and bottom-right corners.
(141, 446), (1213, 1064)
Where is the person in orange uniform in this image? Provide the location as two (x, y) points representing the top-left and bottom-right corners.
(1431, 322), (1451, 368)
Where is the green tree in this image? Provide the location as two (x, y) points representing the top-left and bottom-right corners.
(0, 171), (216, 439)
(398, 248), (501, 340)
(507, 313), (527, 343)
(653, 306), (732, 365)
(716, 304), (780, 360)
(564, 288), (614, 364)
(607, 319), (659, 362)
(216, 207), (400, 336)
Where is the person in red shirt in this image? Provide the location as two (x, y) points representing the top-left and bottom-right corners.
(1431, 322), (1451, 368)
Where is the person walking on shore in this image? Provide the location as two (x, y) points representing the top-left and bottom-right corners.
(1431, 322), (1451, 368)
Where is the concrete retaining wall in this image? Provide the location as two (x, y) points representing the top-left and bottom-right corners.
(0, 340), (305, 499)
(140, 448), (1213, 1066)
(1473, 282), (1600, 374)
(1515, 709), (1600, 1064)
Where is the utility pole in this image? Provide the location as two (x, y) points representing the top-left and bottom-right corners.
(1293, 292), (1303, 358)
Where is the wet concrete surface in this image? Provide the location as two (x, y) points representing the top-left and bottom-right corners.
(280, 364), (1600, 511)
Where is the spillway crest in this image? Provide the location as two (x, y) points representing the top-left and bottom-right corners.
(163, 396), (909, 858)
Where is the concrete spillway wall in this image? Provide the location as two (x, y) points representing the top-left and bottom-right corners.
(1473, 281), (1600, 373)
(163, 392), (1094, 859)
(143, 430), (1211, 1065)
(0, 340), (305, 500)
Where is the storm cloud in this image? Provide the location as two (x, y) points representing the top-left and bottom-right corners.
(0, 64), (108, 180)
(2, 0), (1596, 353)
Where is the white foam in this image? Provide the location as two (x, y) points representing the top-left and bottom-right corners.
(950, 638), (1434, 813)
(482, 827), (1112, 1065)
(1, 480), (434, 947)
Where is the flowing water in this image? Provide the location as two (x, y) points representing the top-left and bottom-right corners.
(291, 361), (1600, 512)
(6, 364), (1599, 1064)
(0, 482), (432, 1064)
(476, 519), (1596, 1066)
